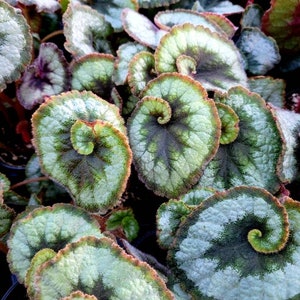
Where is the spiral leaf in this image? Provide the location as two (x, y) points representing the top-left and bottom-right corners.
(32, 90), (132, 213)
(155, 23), (247, 92)
(167, 186), (296, 300)
(128, 51), (156, 96)
(157, 187), (215, 249)
(33, 236), (174, 299)
(0, 0), (32, 92)
(113, 42), (148, 86)
(216, 102), (239, 144)
(7, 203), (103, 283)
(105, 208), (139, 241)
(198, 86), (283, 193)
(128, 73), (221, 198)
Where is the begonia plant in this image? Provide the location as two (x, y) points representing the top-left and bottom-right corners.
(0, 0), (300, 299)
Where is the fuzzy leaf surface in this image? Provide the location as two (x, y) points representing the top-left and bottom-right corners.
(154, 9), (226, 35)
(155, 23), (247, 92)
(113, 42), (148, 85)
(32, 90), (131, 213)
(198, 86), (283, 193)
(0, 1), (32, 92)
(240, 4), (263, 28)
(63, 3), (113, 57)
(128, 51), (156, 96)
(7, 203), (103, 283)
(271, 106), (300, 183)
(71, 53), (115, 102)
(122, 8), (167, 49)
(167, 187), (296, 300)
(248, 76), (285, 107)
(128, 73), (221, 198)
(34, 236), (174, 299)
(236, 27), (281, 75)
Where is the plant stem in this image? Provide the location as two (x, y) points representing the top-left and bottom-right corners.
(10, 176), (49, 190)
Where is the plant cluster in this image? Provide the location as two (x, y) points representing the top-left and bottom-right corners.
(0, 0), (300, 299)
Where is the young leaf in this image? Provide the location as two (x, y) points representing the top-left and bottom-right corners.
(156, 187), (215, 249)
(236, 27), (281, 75)
(63, 3), (113, 57)
(7, 203), (103, 283)
(106, 208), (139, 241)
(17, 42), (69, 110)
(128, 73), (221, 198)
(71, 0), (138, 32)
(198, 86), (283, 193)
(216, 102), (239, 145)
(113, 42), (148, 86)
(128, 51), (156, 96)
(261, 0), (300, 54)
(71, 53), (115, 102)
(122, 8), (167, 49)
(156, 200), (191, 249)
(155, 23), (248, 92)
(31, 90), (132, 213)
(33, 236), (174, 299)
(167, 186), (294, 300)
(248, 76), (286, 108)
(0, 0), (32, 92)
